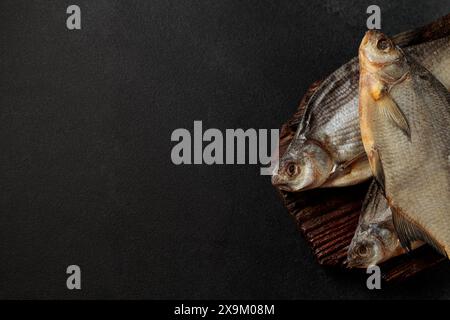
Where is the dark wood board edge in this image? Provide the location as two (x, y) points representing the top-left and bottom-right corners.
(273, 80), (446, 282)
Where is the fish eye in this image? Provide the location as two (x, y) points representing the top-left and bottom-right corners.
(377, 38), (390, 51)
(286, 162), (299, 177)
(357, 244), (371, 257)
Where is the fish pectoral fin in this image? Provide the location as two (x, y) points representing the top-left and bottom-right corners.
(368, 148), (385, 191)
(391, 207), (448, 258)
(379, 96), (411, 139)
(324, 152), (371, 188)
(329, 151), (368, 178)
(342, 151), (368, 170)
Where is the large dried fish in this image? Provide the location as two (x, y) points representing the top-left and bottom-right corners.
(358, 30), (450, 258)
(272, 14), (450, 192)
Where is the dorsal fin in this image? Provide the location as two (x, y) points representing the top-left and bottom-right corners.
(392, 13), (450, 47)
(286, 79), (324, 130)
(278, 79), (324, 157)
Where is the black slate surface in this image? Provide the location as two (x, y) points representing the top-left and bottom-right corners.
(1, 0), (450, 299)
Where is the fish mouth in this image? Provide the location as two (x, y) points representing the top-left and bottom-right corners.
(344, 258), (372, 269)
(271, 175), (290, 190)
(271, 176), (293, 191)
(362, 29), (385, 47)
(360, 30), (378, 55)
(271, 175), (312, 192)
(271, 173), (316, 192)
(277, 184), (293, 192)
(361, 30), (372, 46)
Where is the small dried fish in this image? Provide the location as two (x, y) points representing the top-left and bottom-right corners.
(346, 181), (422, 268)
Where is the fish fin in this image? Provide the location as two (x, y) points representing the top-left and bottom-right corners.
(359, 179), (388, 224)
(327, 151), (368, 182)
(379, 96), (411, 139)
(392, 13), (450, 47)
(368, 148), (385, 191)
(391, 207), (448, 258)
(342, 151), (367, 170)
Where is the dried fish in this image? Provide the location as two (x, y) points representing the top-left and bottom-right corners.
(272, 15), (450, 192)
(359, 30), (450, 258)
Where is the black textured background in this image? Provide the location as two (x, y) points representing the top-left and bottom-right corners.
(1, 0), (450, 299)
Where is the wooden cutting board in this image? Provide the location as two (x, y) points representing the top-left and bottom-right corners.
(274, 80), (446, 282)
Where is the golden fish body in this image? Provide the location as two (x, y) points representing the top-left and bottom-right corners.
(359, 30), (450, 257)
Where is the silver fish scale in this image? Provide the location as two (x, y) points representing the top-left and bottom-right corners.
(374, 62), (450, 254)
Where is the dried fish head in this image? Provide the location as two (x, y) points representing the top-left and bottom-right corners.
(347, 220), (402, 268)
(359, 30), (409, 84)
(272, 139), (333, 192)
